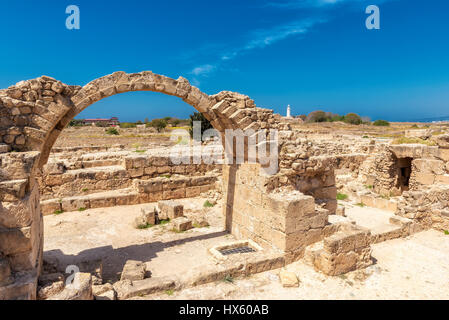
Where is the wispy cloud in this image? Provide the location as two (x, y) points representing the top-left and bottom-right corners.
(221, 18), (325, 61)
(191, 64), (216, 76)
(188, 0), (391, 87)
(189, 18), (325, 86)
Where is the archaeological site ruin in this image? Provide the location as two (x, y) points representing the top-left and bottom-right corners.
(1, 71), (449, 300)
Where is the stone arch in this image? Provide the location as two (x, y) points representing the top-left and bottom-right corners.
(0, 71), (287, 299)
(0, 71), (283, 168)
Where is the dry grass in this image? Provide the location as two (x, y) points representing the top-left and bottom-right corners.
(391, 136), (436, 146)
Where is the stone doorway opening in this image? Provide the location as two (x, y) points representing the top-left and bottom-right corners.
(396, 157), (412, 192)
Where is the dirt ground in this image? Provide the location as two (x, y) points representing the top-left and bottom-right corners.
(43, 198), (449, 300)
(43, 197), (249, 283)
(141, 230), (449, 300)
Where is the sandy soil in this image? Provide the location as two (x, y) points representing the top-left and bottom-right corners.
(143, 230), (449, 300)
(43, 198), (231, 282)
(44, 199), (449, 299)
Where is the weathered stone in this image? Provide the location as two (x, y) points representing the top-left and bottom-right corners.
(37, 281), (64, 300)
(172, 217), (193, 232)
(47, 273), (93, 300)
(120, 260), (146, 281)
(279, 270), (299, 287)
(158, 200), (184, 220)
(133, 206), (156, 228)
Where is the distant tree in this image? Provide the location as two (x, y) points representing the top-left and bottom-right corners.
(172, 118), (181, 126)
(163, 116), (172, 122)
(136, 120), (143, 125)
(68, 119), (84, 127)
(189, 112), (213, 140)
(95, 121), (109, 128)
(373, 120), (390, 126)
(298, 115), (307, 121)
(149, 119), (167, 132)
(344, 113), (362, 125)
(330, 114), (345, 122)
(306, 110), (329, 123)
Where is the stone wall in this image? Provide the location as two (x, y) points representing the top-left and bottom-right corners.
(38, 153), (221, 201)
(223, 163), (333, 262)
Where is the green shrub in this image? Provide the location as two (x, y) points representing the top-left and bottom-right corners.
(148, 119), (168, 132)
(105, 128), (120, 135)
(336, 193), (348, 201)
(68, 119), (84, 127)
(189, 112), (213, 140)
(344, 113), (362, 125)
(137, 223), (153, 229)
(306, 110), (329, 123)
(203, 200), (215, 208)
(373, 120), (390, 126)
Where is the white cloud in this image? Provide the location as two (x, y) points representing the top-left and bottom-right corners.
(191, 64), (216, 76)
(219, 18), (325, 63)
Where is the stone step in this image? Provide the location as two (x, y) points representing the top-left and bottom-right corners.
(64, 165), (127, 177)
(40, 188), (140, 215)
(75, 159), (123, 169)
(341, 205), (422, 244)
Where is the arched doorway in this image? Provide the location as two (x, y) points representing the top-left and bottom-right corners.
(0, 71), (282, 299)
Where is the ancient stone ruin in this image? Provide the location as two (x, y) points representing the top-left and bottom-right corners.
(1, 71), (448, 299)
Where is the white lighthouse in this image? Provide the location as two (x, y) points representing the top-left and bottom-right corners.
(286, 105), (292, 118)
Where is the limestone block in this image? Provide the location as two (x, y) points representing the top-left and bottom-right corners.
(133, 206), (156, 228)
(95, 289), (116, 300)
(172, 217), (193, 232)
(414, 172), (436, 185)
(0, 186), (39, 228)
(92, 283), (114, 296)
(279, 270), (299, 288)
(0, 179), (28, 202)
(262, 193), (315, 219)
(413, 159), (445, 175)
(37, 281), (64, 300)
(43, 162), (66, 175)
(40, 200), (61, 216)
(114, 277), (176, 300)
(0, 226), (33, 255)
(47, 273), (93, 300)
(120, 260), (146, 281)
(158, 200), (183, 220)
(61, 197), (89, 212)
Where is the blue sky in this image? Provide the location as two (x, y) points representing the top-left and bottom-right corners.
(0, 0), (448, 122)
